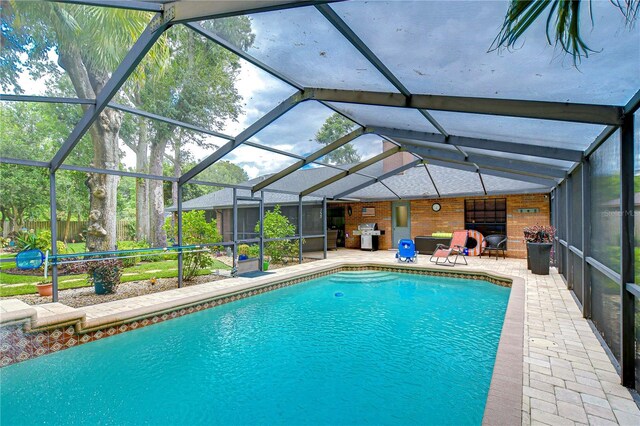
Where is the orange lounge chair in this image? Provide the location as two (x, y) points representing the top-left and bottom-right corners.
(429, 230), (469, 266)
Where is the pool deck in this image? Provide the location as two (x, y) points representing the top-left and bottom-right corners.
(1, 249), (639, 425)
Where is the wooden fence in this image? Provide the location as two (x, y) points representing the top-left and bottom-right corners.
(3, 220), (133, 242)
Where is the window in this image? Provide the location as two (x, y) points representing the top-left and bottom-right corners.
(464, 198), (507, 238)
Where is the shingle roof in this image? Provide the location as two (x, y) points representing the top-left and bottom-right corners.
(170, 162), (550, 211)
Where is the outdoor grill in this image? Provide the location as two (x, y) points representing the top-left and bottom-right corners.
(355, 223), (383, 251)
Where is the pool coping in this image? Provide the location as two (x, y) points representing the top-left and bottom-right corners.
(0, 259), (524, 424)
(482, 275), (525, 425)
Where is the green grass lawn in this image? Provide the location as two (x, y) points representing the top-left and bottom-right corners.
(65, 242), (86, 253)
(0, 258), (230, 297)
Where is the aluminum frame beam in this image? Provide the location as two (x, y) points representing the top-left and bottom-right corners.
(623, 89), (640, 115)
(421, 157), (556, 187)
(300, 147), (401, 196)
(584, 125), (618, 158)
(50, 15), (170, 171)
(346, 186), (551, 201)
(109, 103), (234, 140)
(49, 171), (59, 302)
(370, 126), (583, 162)
(0, 157), (183, 183)
(307, 88), (623, 125)
(315, 4), (450, 138)
(0, 94), (95, 105)
(170, 1), (335, 23)
(620, 113), (635, 387)
(180, 90), (305, 185)
(400, 142), (567, 179)
(0, 158), (49, 167)
(424, 164), (441, 198)
(251, 127), (365, 193)
(332, 159), (421, 199)
(478, 172), (488, 195)
(315, 4), (409, 96)
(581, 159), (591, 318)
(49, 0), (164, 12)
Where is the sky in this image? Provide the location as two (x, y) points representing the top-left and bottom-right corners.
(11, 0), (640, 182)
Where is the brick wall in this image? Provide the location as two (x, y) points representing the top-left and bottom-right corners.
(333, 193), (550, 258)
(338, 201), (393, 250)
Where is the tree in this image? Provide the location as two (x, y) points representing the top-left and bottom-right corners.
(163, 210), (221, 280)
(255, 205), (298, 263)
(492, 0), (639, 64)
(163, 160), (250, 203)
(0, 102), (72, 231)
(131, 21), (253, 247)
(3, 2), (167, 252)
(315, 113), (360, 165)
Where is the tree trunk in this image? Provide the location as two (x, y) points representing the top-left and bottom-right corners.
(59, 47), (121, 252)
(63, 208), (72, 243)
(135, 118), (150, 242)
(149, 139), (168, 247)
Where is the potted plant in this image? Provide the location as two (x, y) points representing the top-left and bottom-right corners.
(36, 279), (53, 297)
(524, 226), (556, 275)
(236, 244), (260, 274)
(237, 244), (250, 261)
(87, 259), (123, 294)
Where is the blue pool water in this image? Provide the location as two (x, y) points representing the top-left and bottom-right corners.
(1, 271), (510, 425)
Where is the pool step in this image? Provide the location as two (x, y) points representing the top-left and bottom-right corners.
(329, 270), (396, 283)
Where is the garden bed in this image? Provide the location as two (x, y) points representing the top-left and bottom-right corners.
(8, 274), (229, 308)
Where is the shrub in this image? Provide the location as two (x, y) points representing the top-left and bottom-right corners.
(255, 205), (298, 263)
(248, 244), (260, 258)
(523, 225), (556, 243)
(164, 211), (222, 280)
(116, 240), (144, 267)
(35, 230), (69, 254)
(15, 230), (37, 251)
(0, 237), (10, 249)
(238, 244), (250, 257)
(15, 229), (68, 254)
(87, 259), (123, 294)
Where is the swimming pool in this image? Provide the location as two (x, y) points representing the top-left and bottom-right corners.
(1, 270), (510, 425)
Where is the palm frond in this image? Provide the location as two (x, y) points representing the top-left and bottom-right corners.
(491, 0), (639, 65)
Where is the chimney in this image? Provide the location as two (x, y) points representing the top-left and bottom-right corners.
(382, 140), (414, 173)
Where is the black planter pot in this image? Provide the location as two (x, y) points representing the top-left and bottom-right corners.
(526, 244), (531, 270)
(527, 243), (552, 275)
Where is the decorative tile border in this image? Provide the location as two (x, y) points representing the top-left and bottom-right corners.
(1, 265), (512, 367)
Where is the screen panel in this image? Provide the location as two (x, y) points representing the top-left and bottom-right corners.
(247, 101), (349, 156)
(195, 144), (299, 185)
(332, 0), (640, 105)
(570, 166), (583, 250)
(2, 4), (152, 97)
(377, 164), (438, 199)
(316, 134), (384, 167)
(428, 111), (603, 151)
(426, 164), (484, 196)
(590, 131), (621, 274)
(115, 24), (300, 138)
(570, 250), (583, 305)
(262, 164), (345, 194)
(201, 7), (398, 92)
(590, 266), (622, 363)
(0, 101), (83, 163)
(480, 174), (550, 194)
(326, 102), (439, 133)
